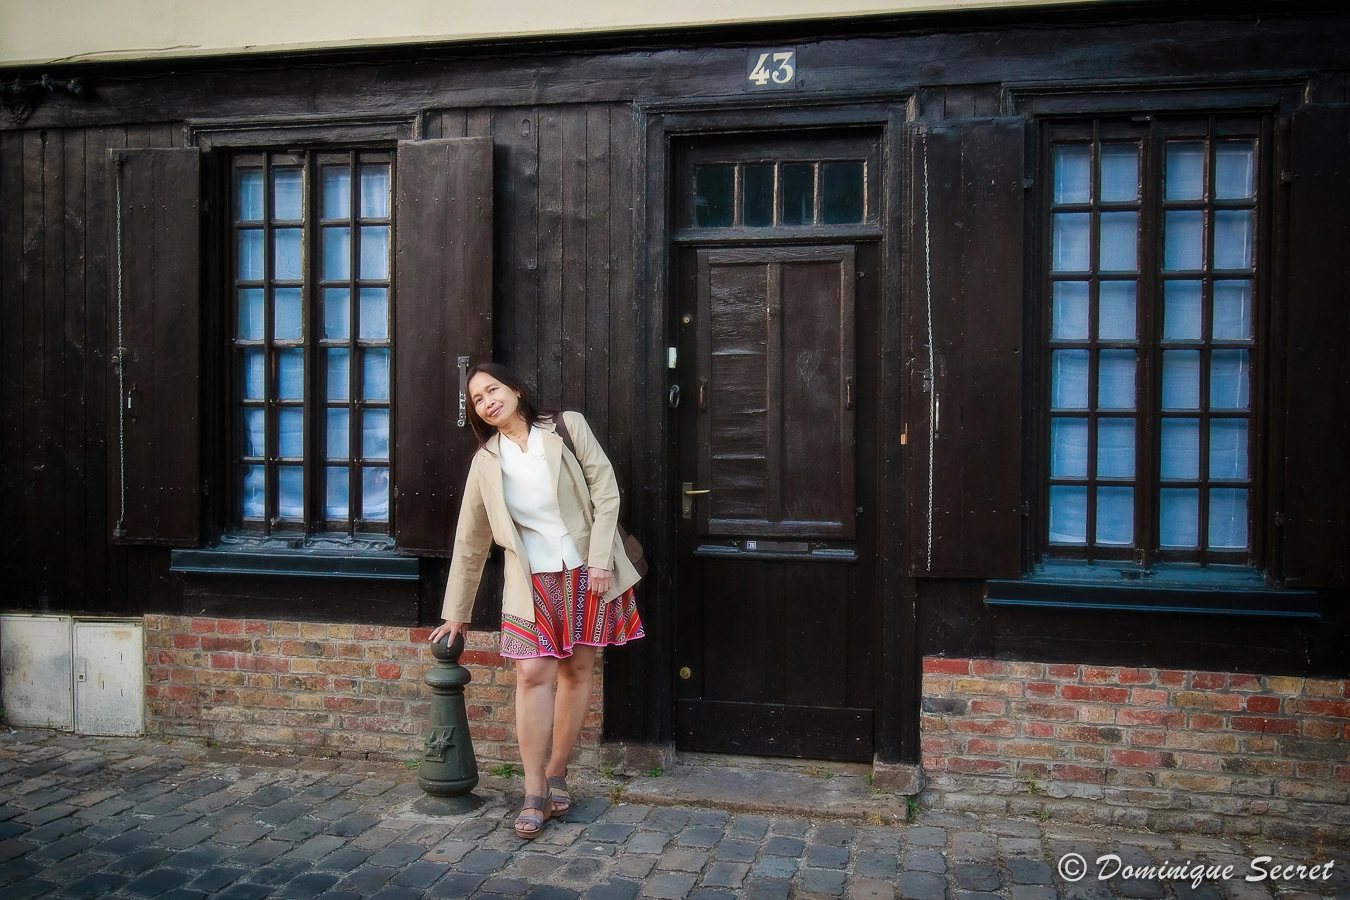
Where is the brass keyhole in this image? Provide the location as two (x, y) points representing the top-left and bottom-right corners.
(678, 667), (692, 680)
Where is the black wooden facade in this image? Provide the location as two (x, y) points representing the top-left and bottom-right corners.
(2, 2), (1348, 766)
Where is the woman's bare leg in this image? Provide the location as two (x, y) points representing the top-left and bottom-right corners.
(547, 644), (598, 783)
(515, 656), (559, 822)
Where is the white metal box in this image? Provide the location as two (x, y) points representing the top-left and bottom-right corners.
(1, 614), (74, 730)
(73, 620), (145, 736)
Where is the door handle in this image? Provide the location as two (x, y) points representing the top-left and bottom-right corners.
(681, 482), (710, 519)
(683, 488), (711, 496)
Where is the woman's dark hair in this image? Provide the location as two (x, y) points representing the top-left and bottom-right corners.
(464, 363), (554, 448)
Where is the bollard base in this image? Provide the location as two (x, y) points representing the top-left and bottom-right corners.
(413, 793), (485, 817)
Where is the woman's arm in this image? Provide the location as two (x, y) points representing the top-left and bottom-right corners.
(437, 458), (493, 633)
(563, 411), (622, 574)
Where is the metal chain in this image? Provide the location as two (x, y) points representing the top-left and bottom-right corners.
(923, 132), (935, 573)
(114, 156), (127, 536)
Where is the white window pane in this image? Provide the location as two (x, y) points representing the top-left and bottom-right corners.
(1160, 418), (1200, 480)
(242, 408), (266, 458)
(1050, 418), (1088, 478)
(327, 408), (350, 461)
(362, 409), (390, 460)
(1098, 282), (1136, 341)
(274, 287), (303, 341)
(278, 408), (304, 459)
(1051, 349), (1089, 410)
(359, 288), (389, 341)
(1208, 488), (1248, 549)
(323, 288), (350, 340)
(1214, 141), (1254, 200)
(1053, 145), (1091, 204)
(1097, 418), (1135, 479)
(274, 228), (303, 281)
(272, 168), (303, 221)
(1213, 210), (1252, 270)
(1096, 486), (1133, 546)
(323, 167), (351, 220)
(238, 288), (264, 340)
(1099, 212), (1138, 272)
(1210, 349), (1250, 410)
(360, 165), (391, 219)
(278, 349), (304, 400)
(1052, 213), (1091, 273)
(1210, 419), (1249, 481)
(1099, 144), (1139, 202)
(364, 348), (390, 401)
(1097, 350), (1136, 410)
(242, 465), (266, 518)
(326, 466), (349, 519)
(1048, 485), (1087, 545)
(359, 226), (390, 280)
(1162, 350), (1200, 409)
(1164, 210), (1204, 271)
(236, 170), (263, 222)
(327, 349), (350, 401)
(323, 226), (351, 281)
(363, 467), (390, 522)
(278, 465), (304, 519)
(238, 228), (263, 281)
(1159, 488), (1199, 548)
(1163, 280), (1203, 341)
(1165, 142), (1205, 201)
(242, 349), (265, 400)
(1212, 281), (1252, 341)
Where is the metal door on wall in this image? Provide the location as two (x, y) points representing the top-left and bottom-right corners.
(671, 135), (882, 762)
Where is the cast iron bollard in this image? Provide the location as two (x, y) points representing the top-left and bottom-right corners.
(418, 633), (480, 803)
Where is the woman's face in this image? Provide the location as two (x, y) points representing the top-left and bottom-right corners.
(468, 372), (523, 430)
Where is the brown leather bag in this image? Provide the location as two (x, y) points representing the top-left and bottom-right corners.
(552, 413), (648, 577)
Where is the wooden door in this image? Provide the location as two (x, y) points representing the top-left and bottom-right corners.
(673, 242), (879, 762)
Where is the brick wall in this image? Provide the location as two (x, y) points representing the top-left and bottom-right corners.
(143, 616), (604, 768)
(920, 657), (1350, 845)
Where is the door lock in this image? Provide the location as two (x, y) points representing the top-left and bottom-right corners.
(678, 667), (692, 680)
(681, 483), (710, 519)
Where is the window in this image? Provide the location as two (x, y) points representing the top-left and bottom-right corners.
(232, 151), (393, 534)
(1043, 118), (1262, 566)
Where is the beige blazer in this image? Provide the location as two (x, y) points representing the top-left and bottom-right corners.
(440, 411), (641, 625)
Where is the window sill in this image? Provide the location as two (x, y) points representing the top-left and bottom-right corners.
(170, 542), (419, 582)
(986, 561), (1320, 619)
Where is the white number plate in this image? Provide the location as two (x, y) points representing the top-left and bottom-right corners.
(747, 49), (797, 90)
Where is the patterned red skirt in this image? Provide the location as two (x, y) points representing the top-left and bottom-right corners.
(499, 566), (645, 660)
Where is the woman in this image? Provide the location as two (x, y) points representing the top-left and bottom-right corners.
(428, 363), (644, 839)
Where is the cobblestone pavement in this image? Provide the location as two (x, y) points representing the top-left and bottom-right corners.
(0, 729), (1345, 900)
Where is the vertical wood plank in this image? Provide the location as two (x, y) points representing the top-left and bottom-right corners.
(584, 104), (611, 444)
(466, 108), (492, 139)
(607, 104), (637, 511)
(560, 105), (588, 411)
(64, 129), (88, 612)
(511, 108), (541, 387)
(43, 129), (68, 610)
(0, 131), (24, 596)
(22, 130), (47, 606)
(536, 107), (564, 406)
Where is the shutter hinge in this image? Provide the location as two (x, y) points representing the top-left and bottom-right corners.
(1280, 171), (1293, 184)
(1274, 512), (1286, 526)
(1022, 177), (1034, 190)
(1020, 502), (1030, 517)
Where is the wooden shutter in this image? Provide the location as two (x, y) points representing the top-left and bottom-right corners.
(393, 138), (493, 555)
(905, 119), (1025, 578)
(107, 148), (201, 545)
(1282, 106), (1350, 587)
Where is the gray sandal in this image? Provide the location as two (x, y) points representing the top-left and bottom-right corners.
(515, 795), (548, 839)
(547, 775), (572, 817)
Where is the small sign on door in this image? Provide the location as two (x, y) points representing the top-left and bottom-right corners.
(747, 49), (797, 90)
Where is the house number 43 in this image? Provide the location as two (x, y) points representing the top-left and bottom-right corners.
(747, 49), (796, 89)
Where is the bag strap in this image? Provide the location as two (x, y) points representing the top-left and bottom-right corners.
(552, 412), (631, 545)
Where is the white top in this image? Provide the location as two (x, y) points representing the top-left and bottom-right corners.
(498, 425), (585, 574)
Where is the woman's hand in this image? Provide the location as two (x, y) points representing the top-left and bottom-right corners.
(587, 567), (613, 598)
(428, 620), (468, 645)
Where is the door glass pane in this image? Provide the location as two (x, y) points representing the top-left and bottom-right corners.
(362, 467), (390, 521)
(326, 466), (349, 519)
(272, 169), (303, 221)
(1160, 418), (1200, 480)
(242, 349), (265, 400)
(694, 166), (734, 227)
(1209, 418), (1249, 481)
(1164, 210), (1205, 271)
(359, 165), (391, 219)
(359, 226), (390, 280)
(273, 288), (303, 341)
(242, 465), (266, 518)
(278, 408), (304, 458)
(322, 166), (351, 220)
(742, 164), (774, 227)
(1048, 485), (1088, 544)
(1053, 145), (1091, 204)
(362, 409), (390, 460)
(278, 349), (305, 400)
(1097, 350), (1136, 410)
(1098, 212), (1138, 271)
(1210, 349), (1250, 409)
(1052, 281), (1089, 340)
(277, 465), (304, 519)
(1099, 144), (1139, 202)
(273, 229), (303, 281)
(1212, 280), (1252, 340)
(238, 229), (263, 281)
(1097, 418), (1135, 479)
(1159, 488), (1199, 548)
(237, 170), (264, 222)
(1098, 282), (1136, 341)
(359, 288), (389, 341)
(820, 161), (864, 224)
(1165, 142), (1205, 201)
(323, 227), (351, 281)
(323, 288), (350, 340)
(238, 289), (264, 340)
(1051, 349), (1089, 409)
(780, 163), (815, 226)
(1213, 210), (1253, 269)
(1162, 350), (1201, 409)
(364, 349), (390, 400)
(327, 408), (350, 461)
(327, 349), (350, 401)
(1052, 213), (1090, 272)
(1163, 281), (1203, 341)
(242, 408), (266, 458)
(1096, 487), (1133, 546)
(1208, 488), (1248, 549)
(1050, 417), (1088, 478)
(1214, 141), (1254, 200)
